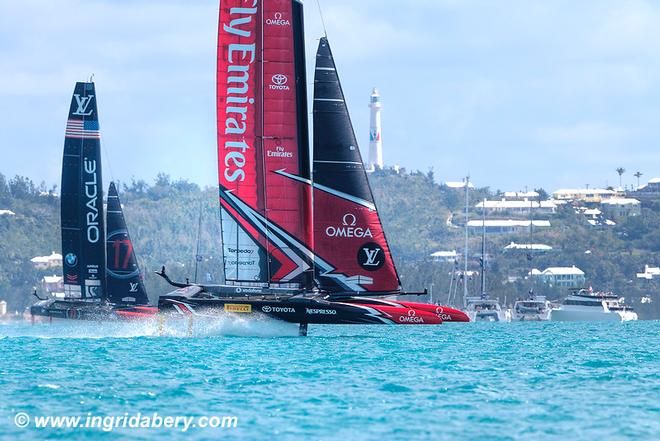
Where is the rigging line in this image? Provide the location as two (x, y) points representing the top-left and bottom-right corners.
(315, 0), (328, 38)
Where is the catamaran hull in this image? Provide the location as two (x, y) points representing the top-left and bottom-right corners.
(158, 296), (444, 325)
(30, 300), (157, 322)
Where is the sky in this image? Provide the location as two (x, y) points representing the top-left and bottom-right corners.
(1, 0), (659, 192)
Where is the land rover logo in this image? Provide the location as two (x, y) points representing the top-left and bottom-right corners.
(65, 253), (78, 267)
(357, 242), (384, 271)
(272, 74), (287, 85)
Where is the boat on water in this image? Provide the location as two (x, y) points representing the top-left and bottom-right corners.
(512, 293), (552, 321)
(549, 289), (638, 322)
(157, 1), (469, 333)
(30, 82), (156, 321)
(464, 295), (511, 322)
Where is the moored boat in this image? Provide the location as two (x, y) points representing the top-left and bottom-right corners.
(549, 289), (637, 322)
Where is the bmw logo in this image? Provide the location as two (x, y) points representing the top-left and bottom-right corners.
(65, 253), (78, 267)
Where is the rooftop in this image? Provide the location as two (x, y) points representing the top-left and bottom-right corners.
(430, 250), (458, 258)
(43, 275), (63, 284)
(476, 199), (557, 209)
(445, 181), (475, 189)
(600, 197), (641, 206)
(532, 265), (585, 276)
(467, 220), (551, 228)
(30, 252), (62, 264)
(504, 242), (553, 251)
(0, 209), (16, 216)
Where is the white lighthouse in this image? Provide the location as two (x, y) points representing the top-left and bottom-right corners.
(368, 88), (384, 171)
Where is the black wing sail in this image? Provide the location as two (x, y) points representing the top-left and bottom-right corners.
(106, 182), (149, 305)
(312, 38), (401, 293)
(61, 82), (106, 301)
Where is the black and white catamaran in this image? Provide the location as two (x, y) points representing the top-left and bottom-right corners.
(31, 82), (156, 321)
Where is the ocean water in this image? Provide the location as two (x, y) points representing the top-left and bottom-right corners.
(0, 318), (658, 440)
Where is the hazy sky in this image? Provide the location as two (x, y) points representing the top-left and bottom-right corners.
(1, 0), (659, 192)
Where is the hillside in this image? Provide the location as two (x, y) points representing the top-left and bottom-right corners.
(1, 170), (658, 318)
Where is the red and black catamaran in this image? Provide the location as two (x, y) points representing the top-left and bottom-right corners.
(157, 0), (469, 333)
(30, 82), (156, 321)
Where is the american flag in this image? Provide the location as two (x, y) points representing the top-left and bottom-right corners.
(65, 119), (100, 139)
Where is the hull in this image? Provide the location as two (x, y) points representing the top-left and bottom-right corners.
(467, 309), (511, 322)
(549, 308), (621, 322)
(158, 295), (444, 325)
(30, 299), (157, 321)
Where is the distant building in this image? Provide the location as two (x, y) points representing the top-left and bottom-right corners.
(0, 209), (16, 216)
(552, 188), (617, 203)
(430, 250), (458, 262)
(476, 198), (557, 216)
(30, 252), (62, 270)
(467, 219), (550, 234)
(600, 197), (641, 218)
(444, 181), (475, 189)
(628, 177), (660, 203)
(531, 266), (586, 288)
(504, 242), (553, 253)
(42, 275), (64, 295)
(0, 300), (6, 316)
(637, 265), (660, 280)
(503, 191), (539, 200)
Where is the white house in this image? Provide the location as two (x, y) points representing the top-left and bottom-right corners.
(430, 250), (458, 262)
(637, 265), (660, 280)
(0, 209), (16, 216)
(444, 181), (475, 189)
(30, 252), (62, 270)
(552, 188), (617, 203)
(600, 197), (641, 218)
(468, 219), (550, 234)
(476, 199), (557, 215)
(504, 242), (553, 253)
(531, 266), (586, 288)
(503, 191), (540, 200)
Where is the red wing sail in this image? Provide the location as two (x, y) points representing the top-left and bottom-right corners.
(217, 0), (313, 287)
(312, 38), (401, 293)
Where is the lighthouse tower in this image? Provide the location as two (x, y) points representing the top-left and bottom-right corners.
(368, 88), (384, 171)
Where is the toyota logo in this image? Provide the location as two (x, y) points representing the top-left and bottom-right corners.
(262, 305), (272, 313)
(272, 74), (288, 85)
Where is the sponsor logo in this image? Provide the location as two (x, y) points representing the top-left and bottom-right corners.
(266, 12), (291, 26)
(262, 305), (295, 313)
(83, 158), (100, 243)
(72, 94), (94, 116)
(66, 308), (81, 319)
(435, 306), (452, 321)
(357, 242), (385, 271)
(224, 303), (252, 313)
(267, 145), (293, 158)
(65, 253), (78, 266)
(65, 274), (78, 283)
(234, 287), (262, 294)
(228, 248), (254, 254)
(129, 282), (139, 293)
(325, 213), (373, 238)
(399, 309), (424, 324)
(306, 308), (337, 315)
(269, 74), (290, 91)
(221, 3), (258, 183)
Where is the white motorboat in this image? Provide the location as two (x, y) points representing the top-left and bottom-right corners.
(465, 295), (511, 322)
(550, 289), (638, 322)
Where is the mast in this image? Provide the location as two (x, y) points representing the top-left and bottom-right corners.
(462, 176), (469, 305)
(61, 82), (106, 302)
(194, 200), (203, 283)
(216, 0), (313, 288)
(480, 197), (486, 295)
(527, 192), (534, 298)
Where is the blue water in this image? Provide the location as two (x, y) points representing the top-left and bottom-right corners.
(1, 318), (658, 440)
